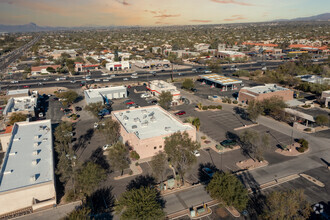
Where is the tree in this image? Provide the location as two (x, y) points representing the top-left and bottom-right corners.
(76, 162), (106, 196)
(240, 129), (270, 161)
(97, 118), (121, 145)
(263, 189), (311, 220)
(246, 100), (263, 121)
(192, 117), (201, 131)
(56, 151), (74, 184)
(64, 207), (91, 220)
(150, 152), (168, 182)
(108, 142), (130, 175)
(8, 113), (27, 125)
(158, 91), (173, 110)
(54, 121), (73, 145)
(57, 90), (78, 106)
(164, 132), (200, 184)
(115, 187), (165, 220)
(85, 102), (104, 117)
(182, 78), (194, 90)
(206, 172), (248, 211)
(46, 67), (56, 73)
(315, 114), (329, 126)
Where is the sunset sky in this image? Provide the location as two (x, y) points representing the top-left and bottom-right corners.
(0, 0), (329, 26)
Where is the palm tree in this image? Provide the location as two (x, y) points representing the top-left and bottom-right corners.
(192, 117), (200, 131)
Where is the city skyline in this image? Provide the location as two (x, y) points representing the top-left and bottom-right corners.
(0, 0), (329, 27)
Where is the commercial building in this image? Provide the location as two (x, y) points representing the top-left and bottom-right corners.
(112, 106), (196, 159)
(217, 51), (246, 60)
(194, 43), (210, 52)
(134, 60), (171, 69)
(6, 89), (30, 98)
(238, 84), (293, 104)
(106, 61), (130, 71)
(31, 65), (60, 75)
(0, 120), (56, 218)
(74, 63), (100, 72)
(321, 90), (330, 107)
(51, 49), (77, 59)
(199, 74), (243, 91)
(84, 86), (127, 104)
(3, 94), (38, 118)
(296, 75), (330, 85)
(147, 80), (180, 104)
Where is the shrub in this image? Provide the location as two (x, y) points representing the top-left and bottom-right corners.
(304, 128), (312, 132)
(202, 106), (208, 110)
(217, 105), (222, 110)
(233, 100), (238, 104)
(222, 99), (227, 103)
(227, 99), (232, 104)
(209, 105), (216, 109)
(201, 136), (207, 140)
(130, 151), (140, 160)
(238, 104), (242, 107)
(297, 138), (309, 153)
(135, 162), (139, 166)
(129, 170), (133, 175)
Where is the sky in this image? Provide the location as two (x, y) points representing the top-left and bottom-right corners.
(0, 0), (329, 27)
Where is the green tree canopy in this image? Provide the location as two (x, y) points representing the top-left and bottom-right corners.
(76, 162), (106, 196)
(85, 102), (104, 117)
(182, 78), (194, 90)
(57, 90), (79, 106)
(108, 142), (130, 175)
(164, 132), (200, 183)
(115, 187), (165, 220)
(150, 152), (168, 182)
(263, 189), (311, 220)
(315, 114), (329, 126)
(206, 172), (248, 211)
(97, 118), (121, 145)
(46, 67), (56, 73)
(158, 91), (173, 110)
(64, 207), (91, 220)
(239, 129), (270, 161)
(8, 113), (27, 125)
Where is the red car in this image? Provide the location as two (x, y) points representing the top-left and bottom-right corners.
(23, 85), (30, 88)
(175, 111), (186, 116)
(126, 101), (135, 105)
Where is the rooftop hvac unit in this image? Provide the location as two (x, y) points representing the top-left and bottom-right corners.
(4, 170), (13, 175)
(141, 121), (148, 127)
(141, 109), (147, 113)
(34, 142), (40, 147)
(134, 117), (139, 122)
(165, 127), (171, 131)
(9, 152), (17, 156)
(13, 138), (20, 141)
(143, 114), (148, 119)
(119, 112), (123, 116)
(33, 150), (40, 155)
(30, 173), (40, 182)
(32, 159), (40, 165)
(123, 115), (129, 121)
(132, 125), (137, 129)
(148, 111), (155, 117)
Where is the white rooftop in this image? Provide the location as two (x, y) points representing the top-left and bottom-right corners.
(3, 95), (37, 115)
(0, 120), (54, 192)
(84, 86), (127, 99)
(243, 84), (288, 94)
(200, 74), (242, 85)
(113, 106), (193, 139)
(6, 89), (29, 96)
(218, 51), (245, 56)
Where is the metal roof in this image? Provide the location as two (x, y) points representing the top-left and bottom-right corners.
(0, 120), (54, 192)
(200, 74), (242, 85)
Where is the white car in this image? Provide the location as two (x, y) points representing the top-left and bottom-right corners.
(132, 72), (138, 76)
(140, 93), (151, 98)
(95, 79), (101, 82)
(70, 80), (76, 83)
(261, 66), (267, 71)
(102, 144), (110, 151)
(103, 79), (109, 82)
(55, 78), (60, 81)
(123, 78), (129, 81)
(101, 73), (108, 76)
(193, 150), (200, 157)
(131, 75), (138, 79)
(94, 122), (98, 129)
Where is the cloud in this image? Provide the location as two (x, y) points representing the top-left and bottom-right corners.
(211, 0), (253, 6)
(114, 0), (131, 6)
(154, 14), (181, 18)
(190, 20), (212, 23)
(223, 15), (246, 21)
(155, 21), (170, 25)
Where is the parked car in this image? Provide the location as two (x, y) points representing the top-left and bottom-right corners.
(202, 167), (215, 178)
(23, 85), (30, 88)
(178, 72), (184, 76)
(70, 80), (76, 83)
(140, 93), (151, 98)
(123, 78), (129, 81)
(175, 111), (186, 116)
(123, 100), (135, 105)
(191, 88), (197, 92)
(131, 75), (138, 79)
(75, 106), (82, 111)
(10, 80), (18, 84)
(193, 150), (200, 157)
(220, 139), (237, 148)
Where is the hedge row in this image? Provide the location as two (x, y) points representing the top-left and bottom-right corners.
(201, 105), (222, 110)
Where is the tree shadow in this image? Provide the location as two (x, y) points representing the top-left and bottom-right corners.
(86, 186), (115, 219)
(233, 106), (250, 121)
(75, 95), (85, 103)
(198, 162), (219, 185)
(73, 128), (94, 152)
(126, 175), (157, 191)
(89, 147), (110, 172)
(236, 171), (266, 218)
(226, 131), (240, 142)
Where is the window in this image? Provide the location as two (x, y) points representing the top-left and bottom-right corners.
(154, 146), (157, 150)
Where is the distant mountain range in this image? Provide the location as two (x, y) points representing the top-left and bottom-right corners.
(0, 13), (329, 33)
(272, 13), (330, 22)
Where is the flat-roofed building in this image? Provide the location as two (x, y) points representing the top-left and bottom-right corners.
(112, 106), (196, 159)
(0, 120), (56, 218)
(217, 51), (246, 60)
(147, 80), (180, 104)
(321, 90), (330, 107)
(200, 74), (243, 91)
(84, 86), (127, 104)
(3, 94), (38, 118)
(106, 61), (130, 71)
(6, 89), (30, 98)
(51, 49), (77, 59)
(238, 84), (293, 104)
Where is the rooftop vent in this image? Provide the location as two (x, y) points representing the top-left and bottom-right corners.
(148, 111), (155, 117)
(9, 152), (17, 156)
(42, 138), (48, 142)
(150, 116), (156, 122)
(33, 150), (41, 155)
(123, 115), (129, 121)
(13, 138), (20, 141)
(126, 111), (130, 113)
(119, 112), (123, 116)
(34, 135), (41, 140)
(141, 121), (148, 127)
(165, 127), (171, 131)
(30, 173), (40, 182)
(134, 117), (140, 122)
(143, 114), (147, 119)
(32, 159), (41, 165)
(132, 125), (137, 129)
(4, 170), (13, 175)
(34, 142), (41, 147)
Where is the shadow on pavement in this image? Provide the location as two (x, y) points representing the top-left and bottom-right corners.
(198, 162), (219, 185)
(89, 147), (110, 172)
(86, 186), (115, 219)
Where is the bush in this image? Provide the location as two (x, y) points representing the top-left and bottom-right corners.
(130, 150), (140, 160)
(201, 136), (207, 140)
(222, 99), (227, 103)
(135, 162), (139, 166)
(217, 105), (222, 110)
(227, 99), (232, 104)
(238, 104), (242, 107)
(304, 128), (312, 132)
(233, 100), (238, 104)
(297, 138), (309, 152)
(209, 105), (216, 109)
(202, 106), (208, 110)
(129, 170), (133, 175)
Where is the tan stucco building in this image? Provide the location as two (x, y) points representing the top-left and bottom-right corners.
(112, 106), (196, 159)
